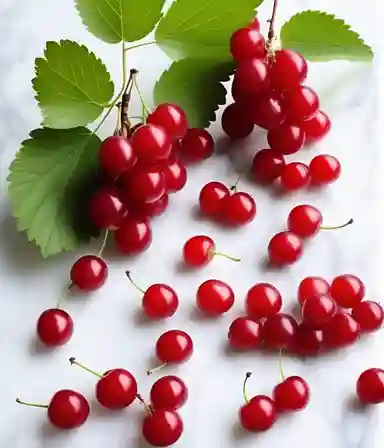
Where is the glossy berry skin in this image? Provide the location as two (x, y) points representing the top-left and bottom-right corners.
(135, 193), (169, 219)
(70, 255), (108, 291)
(142, 409), (183, 447)
(155, 330), (193, 364)
(160, 159), (187, 193)
(199, 182), (230, 218)
(99, 136), (136, 178)
(230, 28), (265, 62)
(301, 110), (331, 144)
(239, 395), (277, 432)
(268, 231), (303, 266)
(228, 317), (262, 350)
(283, 86), (320, 122)
(302, 295), (337, 329)
(287, 204), (322, 238)
(221, 192), (256, 226)
(251, 149), (285, 184)
(323, 312), (360, 348)
(246, 283), (282, 319)
(182, 235), (215, 267)
(309, 154), (341, 185)
(37, 308), (74, 346)
(88, 187), (127, 230)
(114, 217), (152, 255)
(270, 49), (308, 90)
(234, 59), (269, 95)
(143, 284), (179, 319)
(290, 322), (324, 356)
(330, 274), (365, 308)
(280, 162), (310, 191)
(47, 390), (89, 429)
(122, 166), (166, 204)
(273, 376), (310, 412)
(297, 276), (330, 306)
(180, 128), (214, 162)
(196, 279), (235, 316)
(262, 313), (298, 350)
(96, 369), (138, 409)
(248, 16), (260, 30)
(147, 103), (188, 140)
(356, 368), (384, 404)
(131, 124), (172, 163)
(221, 103), (254, 139)
(352, 301), (384, 332)
(249, 93), (285, 130)
(150, 376), (188, 410)
(267, 123), (305, 155)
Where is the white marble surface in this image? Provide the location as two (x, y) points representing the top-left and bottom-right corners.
(0, 0), (383, 447)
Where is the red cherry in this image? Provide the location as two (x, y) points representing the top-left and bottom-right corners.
(251, 149), (285, 184)
(280, 162), (310, 191)
(301, 110), (331, 144)
(249, 93), (285, 130)
(234, 58), (270, 95)
(88, 187), (127, 230)
(309, 154), (341, 185)
(268, 231), (303, 266)
(356, 368), (384, 404)
(273, 376), (310, 412)
(134, 193), (169, 218)
(270, 49), (308, 90)
(240, 395), (277, 432)
(160, 159), (187, 193)
(221, 103), (254, 139)
(99, 136), (136, 178)
(352, 301), (384, 332)
(180, 128), (214, 162)
(283, 85), (320, 122)
(154, 330), (193, 367)
(196, 279), (235, 316)
(220, 191), (256, 226)
(130, 122), (144, 134)
(330, 274), (365, 308)
(228, 317), (262, 350)
(287, 204), (322, 238)
(246, 283), (282, 319)
(230, 28), (265, 62)
(262, 313), (298, 350)
(114, 216), (152, 255)
(121, 166), (166, 204)
(323, 312), (360, 348)
(147, 103), (188, 139)
(142, 409), (183, 446)
(199, 181), (230, 218)
(267, 123), (305, 155)
(297, 276), (330, 306)
(290, 322), (324, 356)
(37, 308), (74, 346)
(302, 295), (337, 329)
(150, 376), (188, 410)
(131, 124), (172, 163)
(248, 17), (260, 30)
(70, 255), (108, 291)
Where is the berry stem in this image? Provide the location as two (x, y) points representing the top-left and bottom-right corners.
(56, 282), (73, 309)
(16, 398), (48, 409)
(243, 372), (252, 404)
(229, 178), (241, 193)
(146, 363), (168, 376)
(267, 0), (279, 43)
(124, 41), (156, 52)
(278, 349), (285, 382)
(320, 218), (353, 231)
(125, 271), (146, 294)
(97, 230), (109, 258)
(69, 357), (104, 379)
(213, 251), (241, 262)
(132, 73), (151, 118)
(136, 394), (155, 415)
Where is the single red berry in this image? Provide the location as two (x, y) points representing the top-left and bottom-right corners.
(199, 181), (230, 218)
(220, 191), (256, 226)
(221, 103), (254, 139)
(273, 376), (310, 412)
(155, 330), (193, 365)
(134, 193), (169, 218)
(287, 204), (322, 238)
(268, 231), (303, 266)
(96, 369), (138, 409)
(114, 216), (152, 255)
(280, 162), (310, 191)
(301, 110), (331, 144)
(169, 139), (182, 159)
(70, 255), (108, 291)
(142, 409), (183, 446)
(99, 136), (136, 178)
(37, 308), (74, 346)
(330, 274), (365, 308)
(270, 49), (308, 90)
(121, 166), (166, 204)
(297, 276), (330, 306)
(147, 103), (188, 139)
(323, 312), (360, 348)
(352, 301), (384, 332)
(309, 154), (341, 185)
(196, 279), (235, 316)
(160, 159), (187, 193)
(130, 122), (144, 134)
(356, 368), (384, 404)
(249, 93), (285, 130)
(262, 313), (299, 350)
(234, 59), (270, 95)
(267, 123), (305, 155)
(246, 283), (282, 319)
(290, 322), (324, 356)
(231, 77), (255, 104)
(88, 187), (127, 230)
(251, 149), (285, 184)
(248, 16), (260, 30)
(230, 28), (265, 62)
(240, 395), (277, 432)
(180, 128), (214, 162)
(302, 295), (337, 329)
(283, 85), (320, 122)
(228, 317), (262, 350)
(150, 376), (188, 410)
(131, 124), (172, 163)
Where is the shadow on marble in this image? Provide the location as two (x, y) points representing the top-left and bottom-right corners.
(39, 421), (75, 443)
(189, 305), (223, 324)
(231, 421), (258, 442)
(133, 435), (151, 448)
(28, 337), (57, 357)
(221, 340), (279, 362)
(132, 308), (166, 329)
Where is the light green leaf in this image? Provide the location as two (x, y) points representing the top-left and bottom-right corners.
(154, 58), (234, 128)
(280, 11), (373, 62)
(156, 0), (263, 61)
(75, 0), (165, 43)
(8, 127), (101, 257)
(33, 40), (114, 129)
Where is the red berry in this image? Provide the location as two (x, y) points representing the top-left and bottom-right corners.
(302, 295), (337, 328)
(196, 279), (234, 316)
(142, 409), (183, 446)
(96, 369), (138, 409)
(130, 122), (144, 134)
(287, 204), (322, 238)
(301, 110), (331, 144)
(180, 128), (214, 162)
(273, 376), (310, 412)
(228, 317), (262, 350)
(88, 187), (127, 230)
(280, 162), (310, 191)
(270, 49), (308, 90)
(131, 124), (172, 163)
(48, 390), (89, 429)
(221, 103), (254, 139)
(330, 274), (365, 308)
(268, 231), (303, 266)
(246, 283), (282, 319)
(169, 139), (182, 159)
(154, 330), (193, 366)
(121, 166), (166, 204)
(230, 28), (265, 62)
(135, 193), (169, 218)
(37, 309), (74, 346)
(248, 17), (260, 30)
(290, 322), (324, 356)
(239, 395), (277, 432)
(99, 136), (136, 178)
(114, 217), (152, 255)
(297, 276), (330, 306)
(262, 313), (298, 350)
(267, 123), (305, 155)
(220, 192), (256, 226)
(199, 182), (230, 218)
(160, 159), (187, 193)
(249, 93), (285, 129)
(182, 235), (239, 267)
(283, 86), (319, 122)
(309, 154), (341, 185)
(147, 103), (188, 139)
(251, 149), (285, 184)
(234, 59), (270, 95)
(150, 376), (188, 410)
(356, 368), (384, 404)
(323, 312), (360, 348)
(70, 255), (108, 291)
(352, 301), (384, 332)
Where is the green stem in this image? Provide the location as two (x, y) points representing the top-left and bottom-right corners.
(320, 218), (353, 231)
(278, 350), (285, 382)
(69, 357), (103, 379)
(16, 398), (48, 409)
(133, 74), (151, 117)
(213, 251), (241, 262)
(97, 230), (109, 258)
(56, 282), (73, 309)
(146, 363), (167, 376)
(124, 41), (156, 52)
(125, 271), (146, 294)
(243, 372), (252, 404)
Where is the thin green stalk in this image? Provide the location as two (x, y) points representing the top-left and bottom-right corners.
(124, 41), (156, 52)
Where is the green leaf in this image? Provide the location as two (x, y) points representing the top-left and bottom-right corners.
(280, 11), (373, 62)
(154, 58), (234, 128)
(75, 0), (165, 44)
(8, 127), (102, 258)
(156, 0), (263, 61)
(33, 40), (114, 129)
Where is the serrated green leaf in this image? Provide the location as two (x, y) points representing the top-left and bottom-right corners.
(33, 40), (114, 129)
(75, 0), (165, 44)
(280, 11), (373, 62)
(8, 127), (102, 258)
(156, 0), (263, 61)
(154, 59), (234, 128)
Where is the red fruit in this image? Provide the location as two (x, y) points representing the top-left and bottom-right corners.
(234, 59), (270, 95)
(121, 166), (166, 204)
(230, 27), (265, 62)
(147, 103), (188, 139)
(240, 395), (277, 432)
(180, 128), (214, 162)
(352, 301), (384, 332)
(248, 17), (260, 30)
(273, 376), (310, 412)
(70, 255), (108, 291)
(131, 124), (172, 163)
(309, 154), (341, 185)
(330, 274), (365, 308)
(160, 159), (187, 193)
(221, 192), (256, 226)
(228, 317), (262, 350)
(114, 217), (152, 255)
(99, 136), (136, 178)
(249, 93), (285, 130)
(270, 49), (308, 90)
(196, 279), (235, 316)
(135, 193), (169, 218)
(221, 103), (254, 139)
(301, 110), (331, 144)
(323, 312), (360, 348)
(37, 308), (74, 346)
(155, 330), (193, 365)
(280, 162), (310, 191)
(130, 122), (144, 134)
(283, 85), (320, 122)
(356, 368), (384, 404)
(246, 283), (282, 319)
(290, 322), (324, 356)
(199, 181), (230, 218)
(88, 187), (127, 230)
(297, 276), (330, 306)
(267, 123), (305, 155)
(96, 369), (138, 409)
(302, 295), (337, 328)
(150, 376), (188, 410)
(251, 149), (285, 184)
(262, 313), (299, 350)
(287, 204), (322, 238)
(142, 409), (183, 446)
(268, 231), (303, 266)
